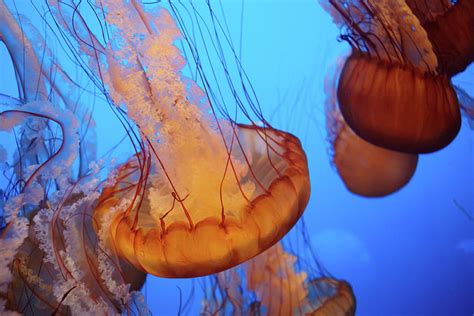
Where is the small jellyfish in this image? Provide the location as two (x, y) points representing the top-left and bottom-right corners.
(246, 243), (356, 316)
(321, 0), (461, 153)
(406, 0), (474, 76)
(328, 107), (418, 197)
(201, 236), (356, 315)
(306, 278), (356, 316)
(325, 62), (418, 197)
(246, 243), (310, 315)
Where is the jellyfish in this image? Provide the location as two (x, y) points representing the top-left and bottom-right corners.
(245, 243), (311, 315)
(0, 3), (148, 313)
(0, 100), (148, 314)
(320, 0), (461, 153)
(93, 122), (309, 279)
(325, 61), (418, 197)
(3, 199), (148, 315)
(44, 0), (310, 278)
(405, 0), (474, 77)
(306, 278), (355, 316)
(200, 220), (356, 315)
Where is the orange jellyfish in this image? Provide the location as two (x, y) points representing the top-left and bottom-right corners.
(201, 241), (356, 315)
(246, 243), (356, 316)
(306, 278), (356, 316)
(94, 121), (309, 278)
(46, 1), (312, 278)
(246, 243), (311, 315)
(406, 0), (474, 77)
(325, 62), (418, 197)
(321, 0), (461, 153)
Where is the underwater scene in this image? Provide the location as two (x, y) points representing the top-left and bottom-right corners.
(0, 0), (472, 315)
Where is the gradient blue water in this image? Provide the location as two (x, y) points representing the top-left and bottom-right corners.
(0, 1), (472, 315)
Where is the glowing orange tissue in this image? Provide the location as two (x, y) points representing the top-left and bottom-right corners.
(92, 4), (310, 278)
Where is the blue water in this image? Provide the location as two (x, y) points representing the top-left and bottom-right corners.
(0, 1), (472, 315)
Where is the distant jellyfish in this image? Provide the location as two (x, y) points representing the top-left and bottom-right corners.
(306, 278), (356, 316)
(321, 0), (461, 153)
(327, 105), (418, 197)
(246, 243), (310, 315)
(325, 62), (418, 197)
(406, 0), (474, 77)
(201, 219), (356, 316)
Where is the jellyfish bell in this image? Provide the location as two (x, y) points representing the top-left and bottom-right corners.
(325, 63), (418, 197)
(94, 122), (310, 278)
(201, 234), (356, 315)
(61, 0), (313, 279)
(406, 0), (474, 77)
(331, 118), (419, 197)
(323, 0), (461, 154)
(306, 278), (356, 316)
(338, 52), (460, 154)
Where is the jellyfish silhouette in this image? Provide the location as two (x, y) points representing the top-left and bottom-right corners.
(321, 0), (461, 154)
(325, 61), (418, 197)
(406, 0), (474, 77)
(200, 221), (356, 315)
